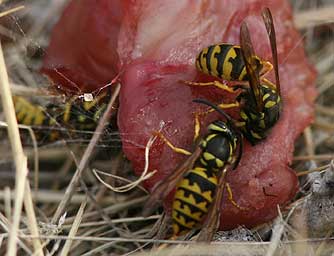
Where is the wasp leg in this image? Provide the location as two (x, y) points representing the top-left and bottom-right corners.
(261, 77), (278, 91)
(193, 102), (239, 141)
(226, 182), (246, 210)
(259, 60), (273, 77)
(153, 131), (192, 156)
(213, 102), (240, 112)
(182, 80), (235, 93)
(194, 111), (201, 142)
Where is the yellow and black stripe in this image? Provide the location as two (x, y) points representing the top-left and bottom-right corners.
(12, 92), (110, 143)
(171, 115), (242, 236)
(195, 43), (262, 82)
(172, 167), (218, 235)
(237, 84), (281, 144)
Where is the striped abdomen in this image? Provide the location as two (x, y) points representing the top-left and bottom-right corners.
(172, 167), (218, 235)
(196, 44), (248, 81)
(13, 96), (49, 126)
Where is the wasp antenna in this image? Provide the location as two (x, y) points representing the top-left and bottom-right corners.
(193, 98), (233, 122)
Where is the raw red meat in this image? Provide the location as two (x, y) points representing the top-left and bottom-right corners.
(41, 0), (123, 93)
(42, 0), (317, 229)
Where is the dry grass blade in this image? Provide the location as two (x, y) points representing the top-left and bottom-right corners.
(265, 207), (285, 256)
(294, 6), (334, 29)
(0, 5), (25, 18)
(0, 121), (40, 192)
(4, 187), (11, 220)
(0, 212), (32, 254)
(294, 154), (334, 161)
(0, 41), (43, 255)
(297, 163), (331, 177)
(92, 134), (156, 193)
(59, 200), (87, 256)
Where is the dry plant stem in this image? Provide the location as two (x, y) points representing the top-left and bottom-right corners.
(294, 6), (334, 29)
(69, 151), (114, 226)
(316, 104), (334, 117)
(4, 187), (11, 220)
(64, 196), (148, 224)
(79, 177), (113, 227)
(52, 154), (74, 190)
(87, 153), (123, 212)
(59, 200), (87, 256)
(315, 230), (333, 256)
(0, 41), (43, 256)
(297, 163), (331, 177)
(24, 182), (45, 255)
(11, 83), (53, 97)
(0, 213), (32, 254)
(293, 154), (334, 161)
(0, 189), (126, 204)
(0, 5), (25, 18)
(51, 83), (121, 224)
(0, 121), (40, 192)
(265, 207), (284, 256)
(20, 125), (39, 192)
(313, 120), (334, 132)
(62, 215), (160, 229)
(303, 127), (314, 156)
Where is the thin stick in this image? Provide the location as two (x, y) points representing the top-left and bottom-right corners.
(0, 5), (25, 18)
(0, 213), (32, 254)
(294, 6), (334, 29)
(297, 163), (331, 177)
(313, 121), (334, 131)
(24, 182), (45, 255)
(0, 121), (40, 193)
(62, 215), (161, 229)
(51, 83), (121, 224)
(92, 134), (156, 192)
(294, 154), (334, 161)
(4, 187), (11, 221)
(0, 41), (43, 255)
(303, 127), (314, 156)
(59, 200), (87, 256)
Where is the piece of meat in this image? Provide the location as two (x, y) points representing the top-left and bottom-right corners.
(42, 0), (317, 229)
(41, 0), (123, 93)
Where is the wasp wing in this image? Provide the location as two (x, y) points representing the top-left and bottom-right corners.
(262, 7), (281, 95)
(240, 22), (264, 112)
(142, 146), (202, 216)
(197, 167), (228, 242)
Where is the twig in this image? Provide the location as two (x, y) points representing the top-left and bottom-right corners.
(303, 127), (314, 156)
(4, 187), (11, 221)
(62, 215), (161, 229)
(313, 120), (334, 132)
(0, 5), (25, 18)
(294, 6), (334, 29)
(59, 200), (87, 256)
(93, 134), (156, 193)
(0, 212), (32, 254)
(51, 83), (121, 224)
(297, 163), (331, 177)
(24, 182), (44, 255)
(294, 154), (334, 161)
(0, 121), (40, 192)
(64, 196), (148, 223)
(0, 41), (43, 255)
